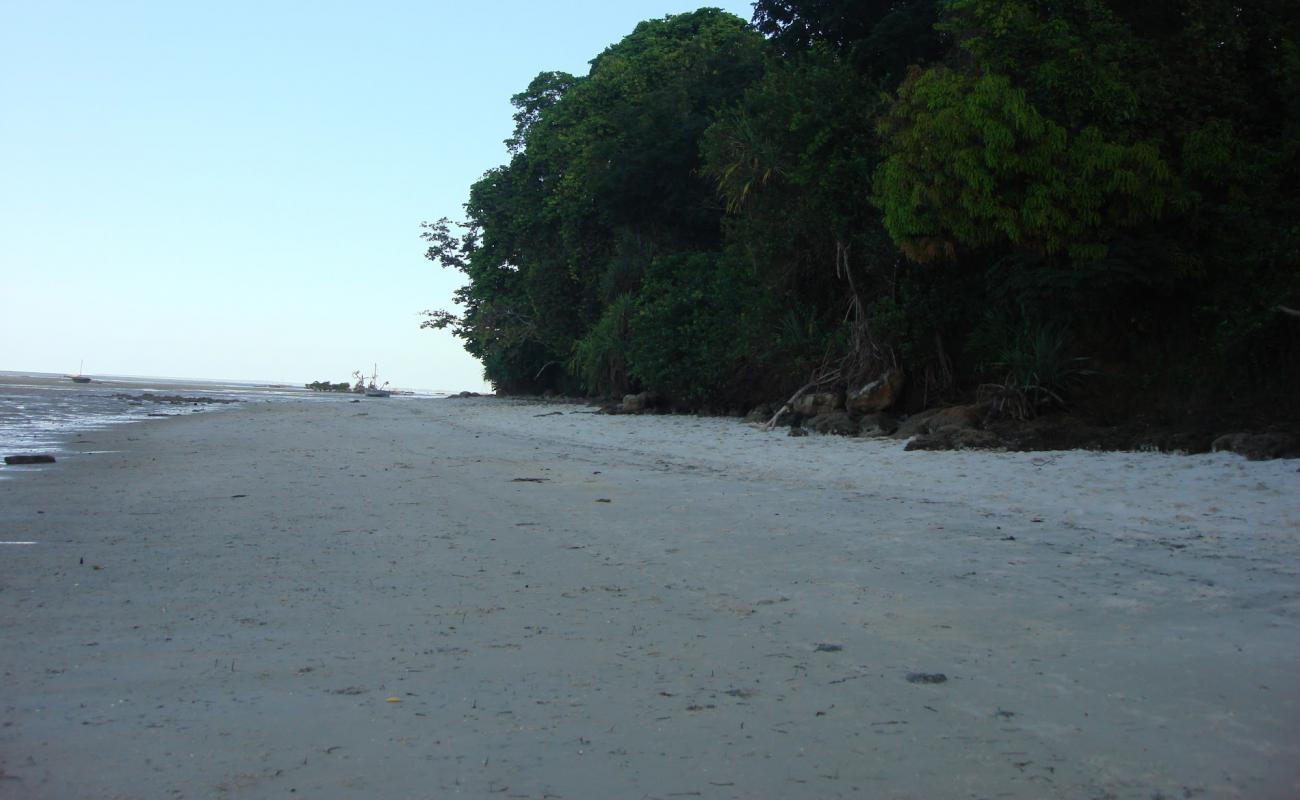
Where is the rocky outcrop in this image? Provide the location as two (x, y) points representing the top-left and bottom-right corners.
(846, 370), (904, 414)
(927, 404), (984, 431)
(792, 391), (843, 417)
(744, 403), (777, 424)
(807, 411), (858, 436)
(892, 408), (945, 438)
(893, 404), (984, 438)
(855, 413), (899, 437)
(620, 392), (663, 413)
(1211, 432), (1300, 461)
(904, 428), (1001, 451)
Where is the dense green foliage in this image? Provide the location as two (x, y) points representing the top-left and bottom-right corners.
(425, 2), (1300, 422)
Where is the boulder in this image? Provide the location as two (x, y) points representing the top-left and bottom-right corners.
(622, 392), (649, 412)
(846, 370), (905, 414)
(807, 411), (858, 436)
(743, 403), (777, 424)
(1211, 432), (1300, 461)
(856, 413), (899, 437)
(894, 405), (983, 438)
(792, 391), (843, 417)
(893, 407), (945, 438)
(621, 392), (663, 413)
(928, 404), (984, 431)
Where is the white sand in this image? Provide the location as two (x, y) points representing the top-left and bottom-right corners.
(1, 397), (1296, 799)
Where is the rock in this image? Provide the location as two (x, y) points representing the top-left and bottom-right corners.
(807, 411), (858, 436)
(893, 407), (945, 438)
(846, 370), (905, 414)
(904, 428), (1002, 451)
(788, 426), (808, 437)
(1211, 432), (1300, 461)
(743, 403), (776, 424)
(621, 392), (662, 413)
(893, 404), (984, 438)
(928, 404), (985, 431)
(905, 672), (948, 684)
(5, 454), (56, 465)
(855, 413), (899, 437)
(792, 391), (843, 417)
(456, 391), (480, 398)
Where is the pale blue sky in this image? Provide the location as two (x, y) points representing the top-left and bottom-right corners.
(0, 1), (756, 391)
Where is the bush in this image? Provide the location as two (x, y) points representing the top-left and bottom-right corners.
(570, 294), (636, 397)
(627, 252), (752, 405)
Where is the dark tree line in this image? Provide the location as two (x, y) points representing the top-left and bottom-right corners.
(423, 1), (1299, 423)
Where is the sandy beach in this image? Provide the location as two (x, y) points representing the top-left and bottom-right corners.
(1, 397), (1297, 799)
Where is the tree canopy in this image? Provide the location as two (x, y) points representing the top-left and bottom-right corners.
(424, 2), (1300, 423)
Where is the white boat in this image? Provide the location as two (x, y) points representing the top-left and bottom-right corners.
(69, 360), (92, 383)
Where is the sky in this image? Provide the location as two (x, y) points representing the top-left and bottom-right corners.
(0, 1), (757, 392)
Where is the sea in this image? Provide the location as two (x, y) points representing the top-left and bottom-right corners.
(0, 370), (449, 463)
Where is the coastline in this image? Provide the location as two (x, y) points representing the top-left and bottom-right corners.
(1, 398), (1296, 798)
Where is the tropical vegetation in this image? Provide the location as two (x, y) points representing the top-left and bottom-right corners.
(423, 1), (1300, 424)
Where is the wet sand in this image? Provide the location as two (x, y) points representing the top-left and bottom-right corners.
(1, 398), (1297, 799)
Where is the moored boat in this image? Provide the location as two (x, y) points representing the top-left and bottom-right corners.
(359, 364), (391, 397)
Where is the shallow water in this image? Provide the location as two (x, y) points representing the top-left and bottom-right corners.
(0, 371), (443, 460)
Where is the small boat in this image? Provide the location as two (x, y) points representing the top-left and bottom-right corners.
(69, 360), (92, 383)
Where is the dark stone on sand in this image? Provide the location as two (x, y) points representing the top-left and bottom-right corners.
(814, 643), (844, 652)
(906, 672), (948, 684)
(5, 454), (56, 465)
(788, 426), (808, 437)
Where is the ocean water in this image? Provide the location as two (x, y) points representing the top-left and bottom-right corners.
(0, 371), (445, 460)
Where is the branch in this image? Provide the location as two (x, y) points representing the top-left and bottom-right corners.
(1277, 305), (1300, 318)
(763, 368), (842, 430)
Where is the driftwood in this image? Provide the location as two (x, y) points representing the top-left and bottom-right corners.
(5, 454), (55, 465)
(763, 368), (841, 430)
(1278, 305), (1300, 318)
